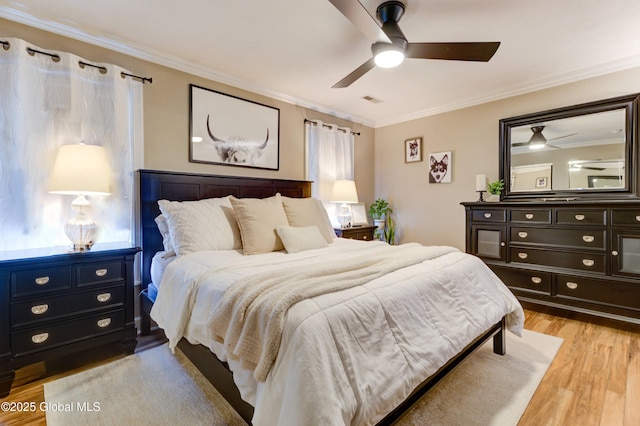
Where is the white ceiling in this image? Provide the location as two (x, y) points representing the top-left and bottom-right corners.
(2, 0), (640, 128)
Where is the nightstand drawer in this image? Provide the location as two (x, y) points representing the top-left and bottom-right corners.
(12, 309), (125, 357)
(11, 286), (125, 328)
(76, 260), (123, 287)
(11, 266), (71, 297)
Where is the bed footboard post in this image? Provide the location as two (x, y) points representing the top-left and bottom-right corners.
(492, 317), (506, 355)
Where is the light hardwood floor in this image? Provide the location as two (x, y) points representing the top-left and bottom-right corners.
(1, 308), (638, 425)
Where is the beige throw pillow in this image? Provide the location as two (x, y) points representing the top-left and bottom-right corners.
(276, 225), (329, 253)
(158, 197), (242, 255)
(230, 194), (290, 255)
(281, 196), (336, 243)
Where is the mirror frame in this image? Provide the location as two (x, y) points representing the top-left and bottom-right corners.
(499, 93), (640, 201)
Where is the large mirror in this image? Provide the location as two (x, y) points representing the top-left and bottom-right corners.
(500, 93), (639, 200)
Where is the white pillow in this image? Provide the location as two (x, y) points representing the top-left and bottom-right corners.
(157, 196), (242, 255)
(281, 196), (336, 243)
(230, 194), (289, 255)
(276, 225), (329, 253)
(154, 214), (176, 255)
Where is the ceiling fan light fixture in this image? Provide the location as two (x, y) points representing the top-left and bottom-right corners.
(372, 42), (404, 68)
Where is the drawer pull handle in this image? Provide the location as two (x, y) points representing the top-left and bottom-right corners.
(531, 277), (542, 284)
(566, 282), (579, 290)
(582, 259), (595, 267)
(31, 333), (49, 344)
(95, 269), (108, 277)
(582, 235), (595, 243)
(96, 293), (112, 303)
(31, 304), (49, 315)
(97, 318), (112, 328)
(35, 276), (50, 285)
(518, 252), (528, 259)
(362, 235), (368, 240)
(574, 214), (585, 221)
(500, 242), (506, 247)
(518, 231), (528, 238)
(612, 250), (619, 256)
(484, 213), (492, 218)
(525, 213), (534, 220)
(635, 215), (640, 222)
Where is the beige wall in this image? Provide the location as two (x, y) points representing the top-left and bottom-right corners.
(375, 67), (640, 249)
(0, 17), (376, 209)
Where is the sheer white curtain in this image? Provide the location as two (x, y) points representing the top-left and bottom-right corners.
(0, 38), (143, 250)
(305, 120), (354, 226)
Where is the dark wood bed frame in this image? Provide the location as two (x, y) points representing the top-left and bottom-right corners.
(138, 169), (507, 425)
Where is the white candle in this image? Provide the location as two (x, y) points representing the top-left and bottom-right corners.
(475, 174), (486, 191)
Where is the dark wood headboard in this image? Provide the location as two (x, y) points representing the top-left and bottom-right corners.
(138, 169), (312, 289)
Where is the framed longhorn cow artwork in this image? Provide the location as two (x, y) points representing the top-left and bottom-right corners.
(189, 84), (280, 170)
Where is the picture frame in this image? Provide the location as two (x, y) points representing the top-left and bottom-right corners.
(428, 151), (452, 183)
(536, 177), (548, 188)
(350, 202), (368, 226)
(405, 137), (423, 163)
(189, 84), (280, 170)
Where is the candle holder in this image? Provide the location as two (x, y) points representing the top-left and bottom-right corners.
(476, 190), (486, 202)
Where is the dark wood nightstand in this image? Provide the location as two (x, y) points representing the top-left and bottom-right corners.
(0, 242), (139, 397)
(334, 225), (377, 241)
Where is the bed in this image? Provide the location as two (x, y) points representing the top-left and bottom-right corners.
(138, 169), (524, 425)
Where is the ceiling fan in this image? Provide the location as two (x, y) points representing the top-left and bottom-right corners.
(512, 126), (578, 150)
(328, 0), (501, 88)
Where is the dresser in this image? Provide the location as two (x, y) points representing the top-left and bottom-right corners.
(462, 201), (640, 324)
(0, 243), (139, 397)
(334, 225), (377, 241)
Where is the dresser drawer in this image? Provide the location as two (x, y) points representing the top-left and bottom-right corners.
(510, 209), (551, 224)
(76, 260), (123, 287)
(611, 209), (640, 227)
(510, 248), (606, 274)
(510, 227), (605, 250)
(490, 265), (551, 294)
(472, 209), (506, 223)
(11, 266), (71, 297)
(555, 209), (606, 226)
(555, 275), (640, 310)
(11, 309), (125, 357)
(11, 286), (125, 328)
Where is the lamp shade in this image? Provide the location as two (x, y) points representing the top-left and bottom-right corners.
(49, 144), (111, 195)
(331, 180), (359, 203)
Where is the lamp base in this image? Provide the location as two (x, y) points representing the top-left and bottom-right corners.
(64, 194), (97, 251)
(337, 203), (352, 228)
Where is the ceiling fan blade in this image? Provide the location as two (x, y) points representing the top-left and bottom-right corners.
(582, 167), (606, 171)
(548, 132), (578, 141)
(327, 0), (391, 43)
(332, 58), (376, 88)
(405, 42), (500, 62)
(512, 142), (529, 147)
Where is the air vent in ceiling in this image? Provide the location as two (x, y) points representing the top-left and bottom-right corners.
(362, 95), (383, 104)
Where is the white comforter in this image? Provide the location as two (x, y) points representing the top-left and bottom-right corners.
(151, 239), (524, 426)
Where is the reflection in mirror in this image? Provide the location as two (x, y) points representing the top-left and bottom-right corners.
(511, 163), (552, 192)
(509, 109), (626, 192)
(569, 159), (625, 189)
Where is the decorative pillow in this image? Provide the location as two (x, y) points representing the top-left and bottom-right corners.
(230, 194), (289, 255)
(281, 196), (336, 243)
(276, 225), (329, 253)
(154, 214), (176, 255)
(157, 196), (242, 255)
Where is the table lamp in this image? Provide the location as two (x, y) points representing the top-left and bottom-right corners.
(49, 143), (111, 251)
(331, 180), (359, 228)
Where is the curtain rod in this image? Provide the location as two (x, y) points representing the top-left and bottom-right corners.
(0, 41), (153, 84)
(304, 118), (360, 136)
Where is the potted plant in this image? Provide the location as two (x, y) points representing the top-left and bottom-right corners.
(487, 179), (505, 202)
(368, 198), (396, 243)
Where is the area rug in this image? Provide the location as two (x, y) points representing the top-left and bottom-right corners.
(44, 329), (562, 425)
